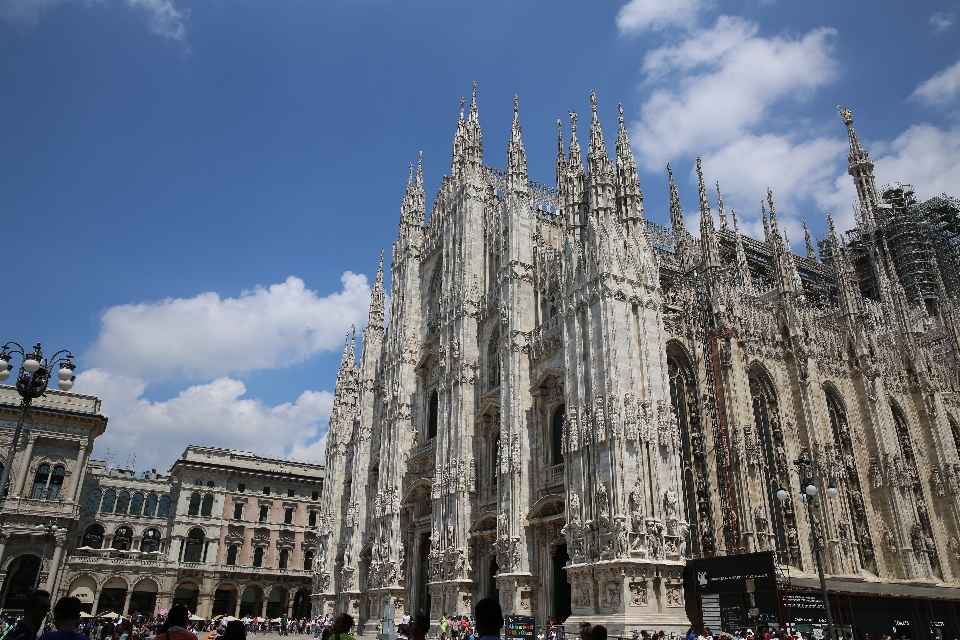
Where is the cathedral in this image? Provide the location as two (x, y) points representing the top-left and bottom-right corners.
(313, 86), (960, 632)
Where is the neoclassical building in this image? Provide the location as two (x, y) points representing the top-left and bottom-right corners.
(0, 384), (107, 611)
(59, 446), (324, 617)
(314, 88), (960, 632)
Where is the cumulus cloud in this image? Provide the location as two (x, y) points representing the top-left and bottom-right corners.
(87, 272), (370, 381)
(616, 0), (708, 33)
(873, 122), (960, 199)
(0, 0), (188, 40)
(912, 58), (960, 106)
(929, 10), (955, 33)
(74, 368), (332, 470)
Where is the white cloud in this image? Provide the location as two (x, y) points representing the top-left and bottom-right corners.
(929, 10), (955, 33)
(0, 0), (187, 40)
(912, 58), (960, 106)
(873, 122), (960, 200)
(634, 17), (838, 167)
(75, 368), (332, 470)
(616, 0), (708, 33)
(88, 272), (371, 381)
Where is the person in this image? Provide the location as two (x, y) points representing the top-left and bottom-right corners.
(410, 617), (429, 640)
(592, 628), (607, 640)
(395, 624), (409, 640)
(439, 615), (448, 640)
(329, 615), (355, 640)
(6, 591), (52, 640)
(473, 598), (502, 640)
(37, 597), (92, 640)
(152, 606), (197, 640)
(578, 623), (592, 640)
(400, 614), (410, 629)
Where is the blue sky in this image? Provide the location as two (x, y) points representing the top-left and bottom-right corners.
(2, 0), (958, 469)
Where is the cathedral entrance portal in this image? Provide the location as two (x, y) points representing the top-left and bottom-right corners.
(418, 537), (431, 617)
(552, 545), (571, 623)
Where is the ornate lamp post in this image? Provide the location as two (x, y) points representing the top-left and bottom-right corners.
(32, 520), (61, 590)
(777, 456), (838, 640)
(0, 342), (76, 505)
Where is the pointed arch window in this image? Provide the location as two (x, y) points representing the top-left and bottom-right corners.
(551, 405), (565, 466)
(30, 464), (50, 499)
(668, 352), (704, 557)
(427, 390), (439, 440)
(748, 371), (790, 561)
(488, 329), (501, 391)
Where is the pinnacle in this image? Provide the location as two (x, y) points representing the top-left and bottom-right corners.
(416, 152), (423, 187)
(716, 182), (729, 230)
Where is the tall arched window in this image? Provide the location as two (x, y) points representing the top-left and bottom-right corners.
(158, 495), (171, 517)
(551, 405), (565, 466)
(141, 528), (162, 553)
(427, 390), (439, 440)
(891, 402), (940, 575)
(826, 389), (874, 569)
(201, 494), (214, 517)
(101, 489), (117, 513)
(130, 493), (144, 516)
(86, 489), (102, 512)
(491, 431), (500, 488)
(115, 491), (131, 515)
(30, 464), (50, 499)
(184, 528), (204, 563)
(226, 545), (238, 565)
(488, 329), (501, 390)
(253, 547), (264, 567)
(112, 525), (134, 550)
(668, 351), (707, 557)
(82, 523), (104, 548)
(47, 466), (65, 500)
(188, 493), (201, 516)
(279, 548), (289, 569)
(749, 371), (791, 561)
(303, 550), (314, 571)
(144, 494), (158, 517)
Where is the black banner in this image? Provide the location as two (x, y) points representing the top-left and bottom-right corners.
(690, 552), (778, 594)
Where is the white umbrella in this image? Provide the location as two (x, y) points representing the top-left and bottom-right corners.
(79, 612), (93, 619)
(98, 612), (121, 619)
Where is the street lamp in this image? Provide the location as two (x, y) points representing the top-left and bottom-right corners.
(0, 342), (76, 505)
(777, 456), (838, 640)
(33, 521), (61, 590)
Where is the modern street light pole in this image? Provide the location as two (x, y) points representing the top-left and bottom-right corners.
(33, 521), (61, 590)
(0, 343), (76, 507)
(777, 456), (839, 640)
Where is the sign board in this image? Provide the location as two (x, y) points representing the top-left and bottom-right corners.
(691, 552), (777, 594)
(784, 593), (827, 625)
(506, 616), (536, 640)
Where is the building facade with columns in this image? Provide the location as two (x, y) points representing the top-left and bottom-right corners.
(315, 89), (960, 633)
(58, 446), (324, 618)
(0, 384), (107, 611)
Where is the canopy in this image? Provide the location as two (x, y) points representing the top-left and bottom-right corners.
(189, 615), (206, 621)
(98, 612), (120, 619)
(79, 612), (93, 619)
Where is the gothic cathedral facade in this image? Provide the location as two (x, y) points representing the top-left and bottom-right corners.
(313, 87), (960, 630)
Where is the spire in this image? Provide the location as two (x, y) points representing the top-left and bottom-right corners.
(367, 249), (386, 329)
(761, 201), (770, 243)
(838, 105), (879, 227)
(615, 103), (644, 225)
(697, 157), (720, 272)
(506, 95), (527, 192)
(556, 117), (565, 189)
(732, 208), (753, 289)
(803, 219), (817, 260)
(766, 187), (782, 245)
(668, 163), (683, 233)
(587, 91), (614, 183)
(452, 84), (482, 179)
(716, 182), (729, 230)
(568, 110), (583, 171)
(469, 82), (478, 122)
(827, 212), (858, 317)
(416, 151), (423, 187)
(401, 154), (426, 228)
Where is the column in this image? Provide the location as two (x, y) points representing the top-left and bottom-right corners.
(12, 434), (36, 498)
(123, 590), (134, 615)
(234, 593), (242, 617)
(68, 441), (90, 504)
(91, 589), (103, 616)
(43, 537), (67, 593)
(0, 533), (9, 569)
